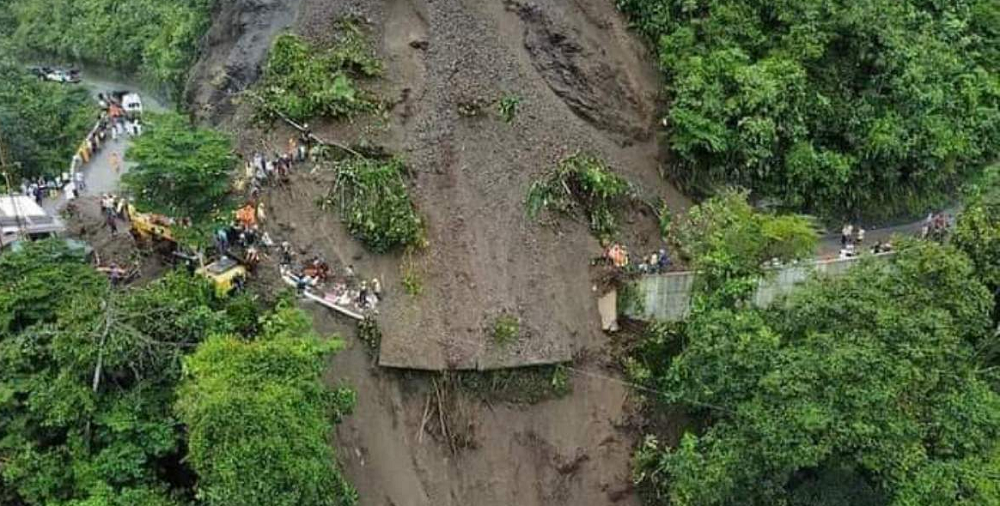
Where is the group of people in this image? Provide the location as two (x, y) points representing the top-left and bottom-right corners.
(279, 241), (383, 312)
(20, 178), (64, 205)
(244, 132), (312, 195)
(637, 249), (672, 274)
(921, 212), (953, 241)
(601, 243), (672, 274)
(100, 193), (129, 235)
(213, 209), (274, 272)
(73, 94), (141, 174)
(839, 223), (868, 258)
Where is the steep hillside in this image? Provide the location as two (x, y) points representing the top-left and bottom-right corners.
(186, 0), (686, 504)
(194, 0), (685, 370)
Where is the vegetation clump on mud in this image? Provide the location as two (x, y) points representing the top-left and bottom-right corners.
(617, 0), (1000, 219)
(455, 365), (571, 405)
(491, 313), (520, 346)
(526, 153), (634, 241)
(321, 157), (423, 253)
(259, 22), (382, 123)
(356, 315), (382, 358)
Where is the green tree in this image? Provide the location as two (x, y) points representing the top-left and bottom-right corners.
(617, 0), (1000, 219)
(0, 60), (93, 181)
(8, 0), (212, 99)
(176, 305), (358, 506)
(954, 165), (1000, 290)
(0, 241), (234, 504)
(123, 112), (236, 226)
(670, 189), (817, 306)
(633, 241), (1000, 505)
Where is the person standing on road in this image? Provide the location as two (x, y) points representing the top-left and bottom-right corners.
(110, 152), (121, 174)
(105, 213), (118, 236)
(841, 223), (853, 247)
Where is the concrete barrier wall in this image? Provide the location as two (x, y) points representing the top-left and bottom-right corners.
(629, 253), (893, 321)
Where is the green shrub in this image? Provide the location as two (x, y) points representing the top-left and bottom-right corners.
(491, 313), (520, 346)
(258, 23), (381, 122)
(321, 157), (423, 253)
(656, 200), (672, 241)
(526, 153), (633, 241)
(401, 259), (423, 297)
(616, 281), (645, 316)
(356, 315), (381, 357)
(497, 94), (521, 123)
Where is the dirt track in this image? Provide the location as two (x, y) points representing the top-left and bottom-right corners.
(191, 0), (684, 503)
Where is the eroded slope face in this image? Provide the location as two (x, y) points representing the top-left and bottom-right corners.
(370, 0), (671, 370)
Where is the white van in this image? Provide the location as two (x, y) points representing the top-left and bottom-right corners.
(122, 93), (143, 118)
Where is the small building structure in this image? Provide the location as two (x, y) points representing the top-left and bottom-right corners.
(0, 195), (66, 248)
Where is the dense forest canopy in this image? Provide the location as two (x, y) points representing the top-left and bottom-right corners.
(5, 0), (213, 99)
(0, 60), (93, 181)
(618, 0), (1000, 219)
(0, 241), (355, 505)
(630, 186), (1000, 505)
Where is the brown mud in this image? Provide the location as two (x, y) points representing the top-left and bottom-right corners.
(189, 0), (688, 503)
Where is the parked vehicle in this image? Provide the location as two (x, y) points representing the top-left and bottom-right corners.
(28, 66), (81, 83)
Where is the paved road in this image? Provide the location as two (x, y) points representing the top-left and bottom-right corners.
(43, 73), (167, 212)
(815, 207), (960, 258)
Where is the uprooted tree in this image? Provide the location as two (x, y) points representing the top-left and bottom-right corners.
(257, 21), (382, 123)
(526, 153), (635, 242)
(319, 156), (424, 254)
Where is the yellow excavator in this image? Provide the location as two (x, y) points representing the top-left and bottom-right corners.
(127, 204), (175, 246)
(127, 204), (247, 296)
(195, 255), (248, 297)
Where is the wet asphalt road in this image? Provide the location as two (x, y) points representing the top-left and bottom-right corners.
(43, 71), (167, 212)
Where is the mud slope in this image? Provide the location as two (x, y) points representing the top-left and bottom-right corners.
(198, 0), (681, 370)
(362, 0), (681, 370)
(188, 0), (682, 503)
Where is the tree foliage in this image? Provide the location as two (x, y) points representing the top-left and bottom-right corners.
(670, 189), (817, 305)
(258, 22), (381, 123)
(176, 304), (357, 506)
(0, 241), (230, 505)
(633, 241), (1000, 505)
(0, 240), (356, 505)
(123, 112), (236, 225)
(7, 0), (212, 99)
(321, 156), (423, 253)
(0, 60), (93, 181)
(618, 0), (1000, 218)
(953, 164), (1000, 292)
(526, 153), (634, 241)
